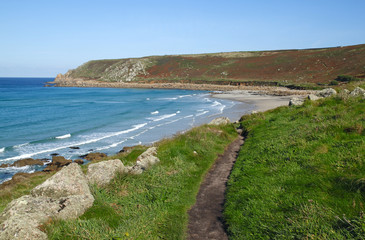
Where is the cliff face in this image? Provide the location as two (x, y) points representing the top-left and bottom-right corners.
(54, 44), (365, 86)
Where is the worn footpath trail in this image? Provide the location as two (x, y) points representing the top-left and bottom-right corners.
(187, 130), (244, 240)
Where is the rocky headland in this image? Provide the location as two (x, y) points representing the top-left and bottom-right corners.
(51, 44), (365, 91)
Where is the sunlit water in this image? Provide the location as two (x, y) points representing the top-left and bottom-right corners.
(0, 77), (254, 183)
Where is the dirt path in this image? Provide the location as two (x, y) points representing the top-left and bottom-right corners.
(187, 132), (244, 240)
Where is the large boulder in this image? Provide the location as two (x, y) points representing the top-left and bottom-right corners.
(0, 195), (59, 240)
(315, 88), (337, 98)
(0, 163), (94, 240)
(350, 87), (365, 98)
(32, 163), (91, 199)
(128, 147), (160, 175)
(209, 117), (230, 125)
(87, 159), (125, 187)
(31, 163), (94, 219)
(289, 97), (304, 106)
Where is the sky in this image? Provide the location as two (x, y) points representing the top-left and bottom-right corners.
(0, 0), (364, 77)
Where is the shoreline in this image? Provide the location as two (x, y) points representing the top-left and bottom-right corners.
(1, 84), (311, 188)
(50, 78), (313, 96)
(211, 90), (301, 112)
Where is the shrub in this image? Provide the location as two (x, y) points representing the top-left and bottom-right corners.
(335, 75), (360, 82)
(329, 80), (339, 85)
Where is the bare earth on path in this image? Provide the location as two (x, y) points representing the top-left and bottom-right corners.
(187, 132), (244, 240)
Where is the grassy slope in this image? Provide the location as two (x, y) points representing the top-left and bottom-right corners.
(66, 44), (365, 86)
(224, 95), (365, 239)
(46, 124), (237, 240)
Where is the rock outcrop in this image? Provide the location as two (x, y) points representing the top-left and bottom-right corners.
(350, 87), (365, 98)
(43, 156), (72, 172)
(209, 117), (230, 125)
(127, 147), (160, 175)
(80, 152), (107, 161)
(0, 163), (94, 240)
(87, 159), (125, 187)
(0, 158), (44, 168)
(0, 145), (165, 239)
(101, 59), (151, 82)
(308, 94), (322, 101)
(289, 97), (305, 106)
(315, 88), (337, 98)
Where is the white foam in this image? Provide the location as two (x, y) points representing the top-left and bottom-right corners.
(5, 165), (33, 171)
(178, 95), (192, 98)
(146, 98), (150, 101)
(219, 105), (226, 113)
(0, 177), (12, 184)
(0, 148), (4, 153)
(147, 113), (177, 122)
(196, 111), (209, 117)
(1, 123), (148, 162)
(159, 97), (178, 100)
(211, 101), (226, 113)
(211, 101), (222, 107)
(55, 134), (71, 139)
(151, 111), (159, 115)
(96, 139), (127, 151)
(14, 142), (29, 148)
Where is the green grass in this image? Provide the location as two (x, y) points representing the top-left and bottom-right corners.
(46, 124), (237, 240)
(224, 96), (365, 239)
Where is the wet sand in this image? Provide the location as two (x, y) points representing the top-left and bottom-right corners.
(211, 90), (303, 112)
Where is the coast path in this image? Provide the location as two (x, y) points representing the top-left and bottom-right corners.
(187, 130), (244, 240)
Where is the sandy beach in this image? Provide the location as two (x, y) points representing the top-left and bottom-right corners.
(211, 90), (305, 112)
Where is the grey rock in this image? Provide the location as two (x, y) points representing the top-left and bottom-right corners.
(126, 165), (144, 175)
(209, 117), (230, 125)
(135, 147), (159, 169)
(350, 87), (365, 98)
(87, 159), (125, 187)
(289, 97), (304, 106)
(0, 163), (94, 240)
(0, 196), (59, 240)
(32, 163), (91, 199)
(315, 88), (337, 98)
(128, 147), (160, 175)
(55, 195), (94, 220)
(308, 94), (322, 101)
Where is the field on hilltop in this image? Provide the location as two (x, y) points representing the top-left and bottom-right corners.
(57, 44), (365, 88)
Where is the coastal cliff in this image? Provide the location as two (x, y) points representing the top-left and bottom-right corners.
(53, 44), (365, 88)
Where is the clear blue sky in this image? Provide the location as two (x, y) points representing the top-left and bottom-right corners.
(1, 0), (364, 77)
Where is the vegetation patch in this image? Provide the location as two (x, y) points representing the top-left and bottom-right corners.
(46, 124), (237, 239)
(224, 96), (365, 239)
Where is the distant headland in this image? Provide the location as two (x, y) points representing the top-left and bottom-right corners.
(52, 44), (365, 90)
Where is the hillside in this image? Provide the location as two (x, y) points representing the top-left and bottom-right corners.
(54, 44), (365, 88)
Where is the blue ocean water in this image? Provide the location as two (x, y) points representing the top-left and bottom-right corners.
(0, 77), (253, 183)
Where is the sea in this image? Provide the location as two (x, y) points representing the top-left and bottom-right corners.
(0, 77), (254, 183)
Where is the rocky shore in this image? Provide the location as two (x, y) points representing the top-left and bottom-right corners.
(50, 77), (312, 96)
